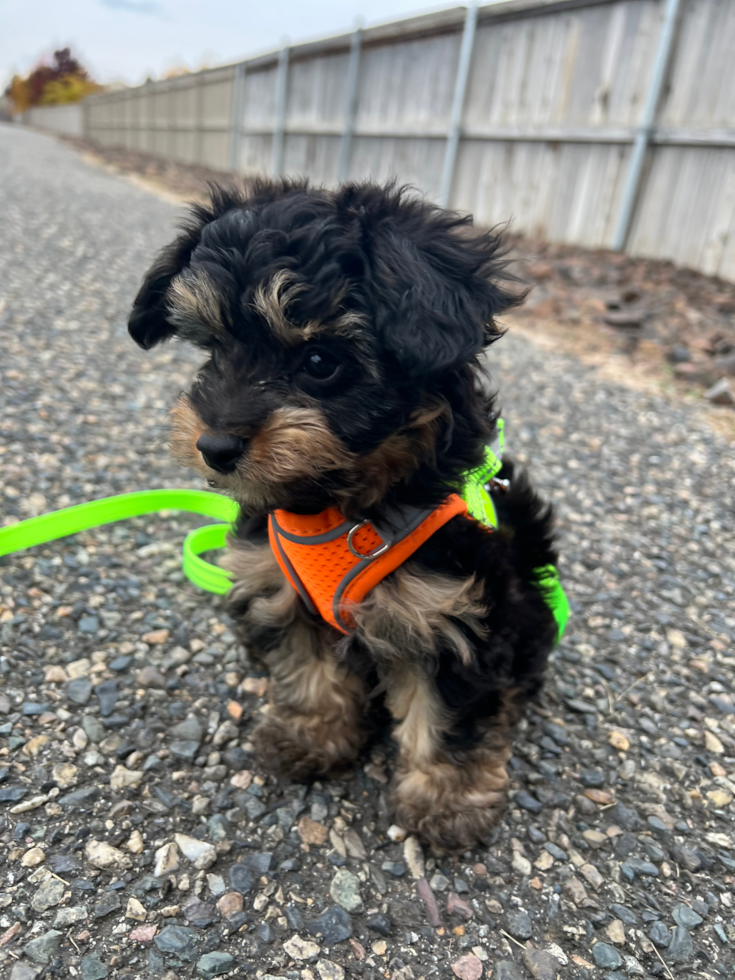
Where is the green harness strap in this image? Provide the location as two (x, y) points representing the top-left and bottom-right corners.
(0, 421), (568, 641)
(461, 420), (570, 643)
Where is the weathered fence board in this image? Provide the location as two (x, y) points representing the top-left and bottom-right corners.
(27, 0), (734, 280)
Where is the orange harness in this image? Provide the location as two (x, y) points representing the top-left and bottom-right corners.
(268, 495), (468, 634)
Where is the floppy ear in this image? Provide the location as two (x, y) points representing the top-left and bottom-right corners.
(128, 185), (249, 350)
(128, 228), (200, 349)
(369, 207), (522, 378)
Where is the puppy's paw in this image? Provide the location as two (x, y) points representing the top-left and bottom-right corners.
(251, 711), (363, 782)
(392, 758), (509, 851)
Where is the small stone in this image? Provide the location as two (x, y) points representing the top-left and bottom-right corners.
(110, 764), (143, 791)
(365, 913), (391, 936)
(126, 830), (145, 854)
(94, 891), (121, 918)
(494, 963), (523, 980)
(153, 924), (200, 961)
(52, 762), (78, 789)
(229, 769), (252, 790)
(515, 790), (543, 813)
(606, 919), (626, 944)
(21, 846), (46, 868)
(306, 906), (352, 945)
(154, 841), (180, 877)
(126, 896), (147, 921)
(707, 788), (733, 807)
(672, 903), (703, 929)
(54, 906), (88, 927)
(705, 730), (725, 754)
(512, 851), (532, 875)
(372, 939), (387, 956)
(44, 665), (68, 683)
(430, 873), (450, 892)
(522, 948), (561, 980)
(451, 953), (483, 980)
(229, 863), (254, 895)
(130, 924), (158, 942)
(297, 815), (329, 846)
(330, 869), (362, 912)
(582, 829), (607, 848)
(94, 679), (118, 716)
(667, 925), (694, 964)
(283, 934), (320, 961)
(174, 833), (217, 870)
(592, 942), (622, 969)
(416, 876), (442, 927)
(387, 824), (406, 842)
(505, 909), (533, 940)
(142, 628), (169, 644)
(183, 897), (217, 927)
(447, 891), (473, 920)
(24, 929), (63, 965)
(342, 827), (367, 860)
(579, 863), (604, 889)
(609, 730), (630, 751)
(136, 666), (167, 689)
(196, 952), (235, 979)
(80, 954), (109, 980)
(10, 965), (40, 980)
(317, 960), (345, 980)
(584, 787), (614, 805)
(85, 839), (132, 871)
(72, 728), (88, 751)
(32, 877), (65, 912)
(216, 892), (243, 918)
(67, 679), (93, 705)
(403, 835), (425, 878)
(649, 921), (671, 948)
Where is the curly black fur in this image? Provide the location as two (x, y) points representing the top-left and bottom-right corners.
(129, 177), (559, 850)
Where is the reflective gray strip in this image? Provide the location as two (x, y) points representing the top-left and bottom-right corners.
(333, 504), (435, 633)
(271, 512), (354, 545)
(268, 515), (317, 616)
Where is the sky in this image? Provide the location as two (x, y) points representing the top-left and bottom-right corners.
(1, 0), (479, 89)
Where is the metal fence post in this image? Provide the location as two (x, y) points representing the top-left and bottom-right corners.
(271, 45), (290, 177)
(337, 25), (363, 183)
(612, 0), (682, 251)
(228, 63), (246, 172)
(438, 0), (479, 209)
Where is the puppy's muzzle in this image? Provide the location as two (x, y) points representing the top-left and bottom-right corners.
(196, 433), (247, 474)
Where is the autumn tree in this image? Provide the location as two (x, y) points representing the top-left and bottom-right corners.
(4, 48), (102, 113)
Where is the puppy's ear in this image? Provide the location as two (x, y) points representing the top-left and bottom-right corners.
(128, 229), (199, 349)
(369, 200), (522, 378)
(128, 184), (248, 350)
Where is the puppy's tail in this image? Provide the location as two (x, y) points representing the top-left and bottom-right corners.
(490, 459), (558, 580)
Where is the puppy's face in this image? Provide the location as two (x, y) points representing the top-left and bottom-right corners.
(129, 181), (518, 515)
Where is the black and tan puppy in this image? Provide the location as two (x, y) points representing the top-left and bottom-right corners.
(128, 179), (559, 850)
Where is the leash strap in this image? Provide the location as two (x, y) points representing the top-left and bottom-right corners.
(0, 489), (238, 595)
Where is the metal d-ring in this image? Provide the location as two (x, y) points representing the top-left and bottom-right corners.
(346, 521), (391, 560)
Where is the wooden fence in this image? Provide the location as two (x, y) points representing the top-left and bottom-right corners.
(78, 0), (735, 281)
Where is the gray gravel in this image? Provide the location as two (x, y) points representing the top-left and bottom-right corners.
(1, 123), (735, 980)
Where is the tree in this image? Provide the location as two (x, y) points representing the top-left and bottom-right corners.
(4, 48), (102, 113)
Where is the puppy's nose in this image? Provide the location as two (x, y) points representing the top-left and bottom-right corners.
(196, 433), (247, 474)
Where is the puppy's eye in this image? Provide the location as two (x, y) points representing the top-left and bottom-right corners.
(302, 348), (341, 383)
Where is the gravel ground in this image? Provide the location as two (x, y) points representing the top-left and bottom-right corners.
(1, 123), (735, 980)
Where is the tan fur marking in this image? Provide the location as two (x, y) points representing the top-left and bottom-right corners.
(168, 269), (228, 338)
(352, 563), (487, 666)
(253, 270), (305, 342)
(168, 395), (208, 476)
(386, 665), (511, 851)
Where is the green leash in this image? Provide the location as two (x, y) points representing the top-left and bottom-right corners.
(0, 489), (237, 595)
(0, 421), (569, 640)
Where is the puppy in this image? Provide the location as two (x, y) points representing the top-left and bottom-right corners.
(128, 179), (559, 851)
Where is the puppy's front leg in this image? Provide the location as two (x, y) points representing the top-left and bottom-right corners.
(252, 620), (368, 781)
(226, 530), (368, 781)
(387, 665), (511, 851)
